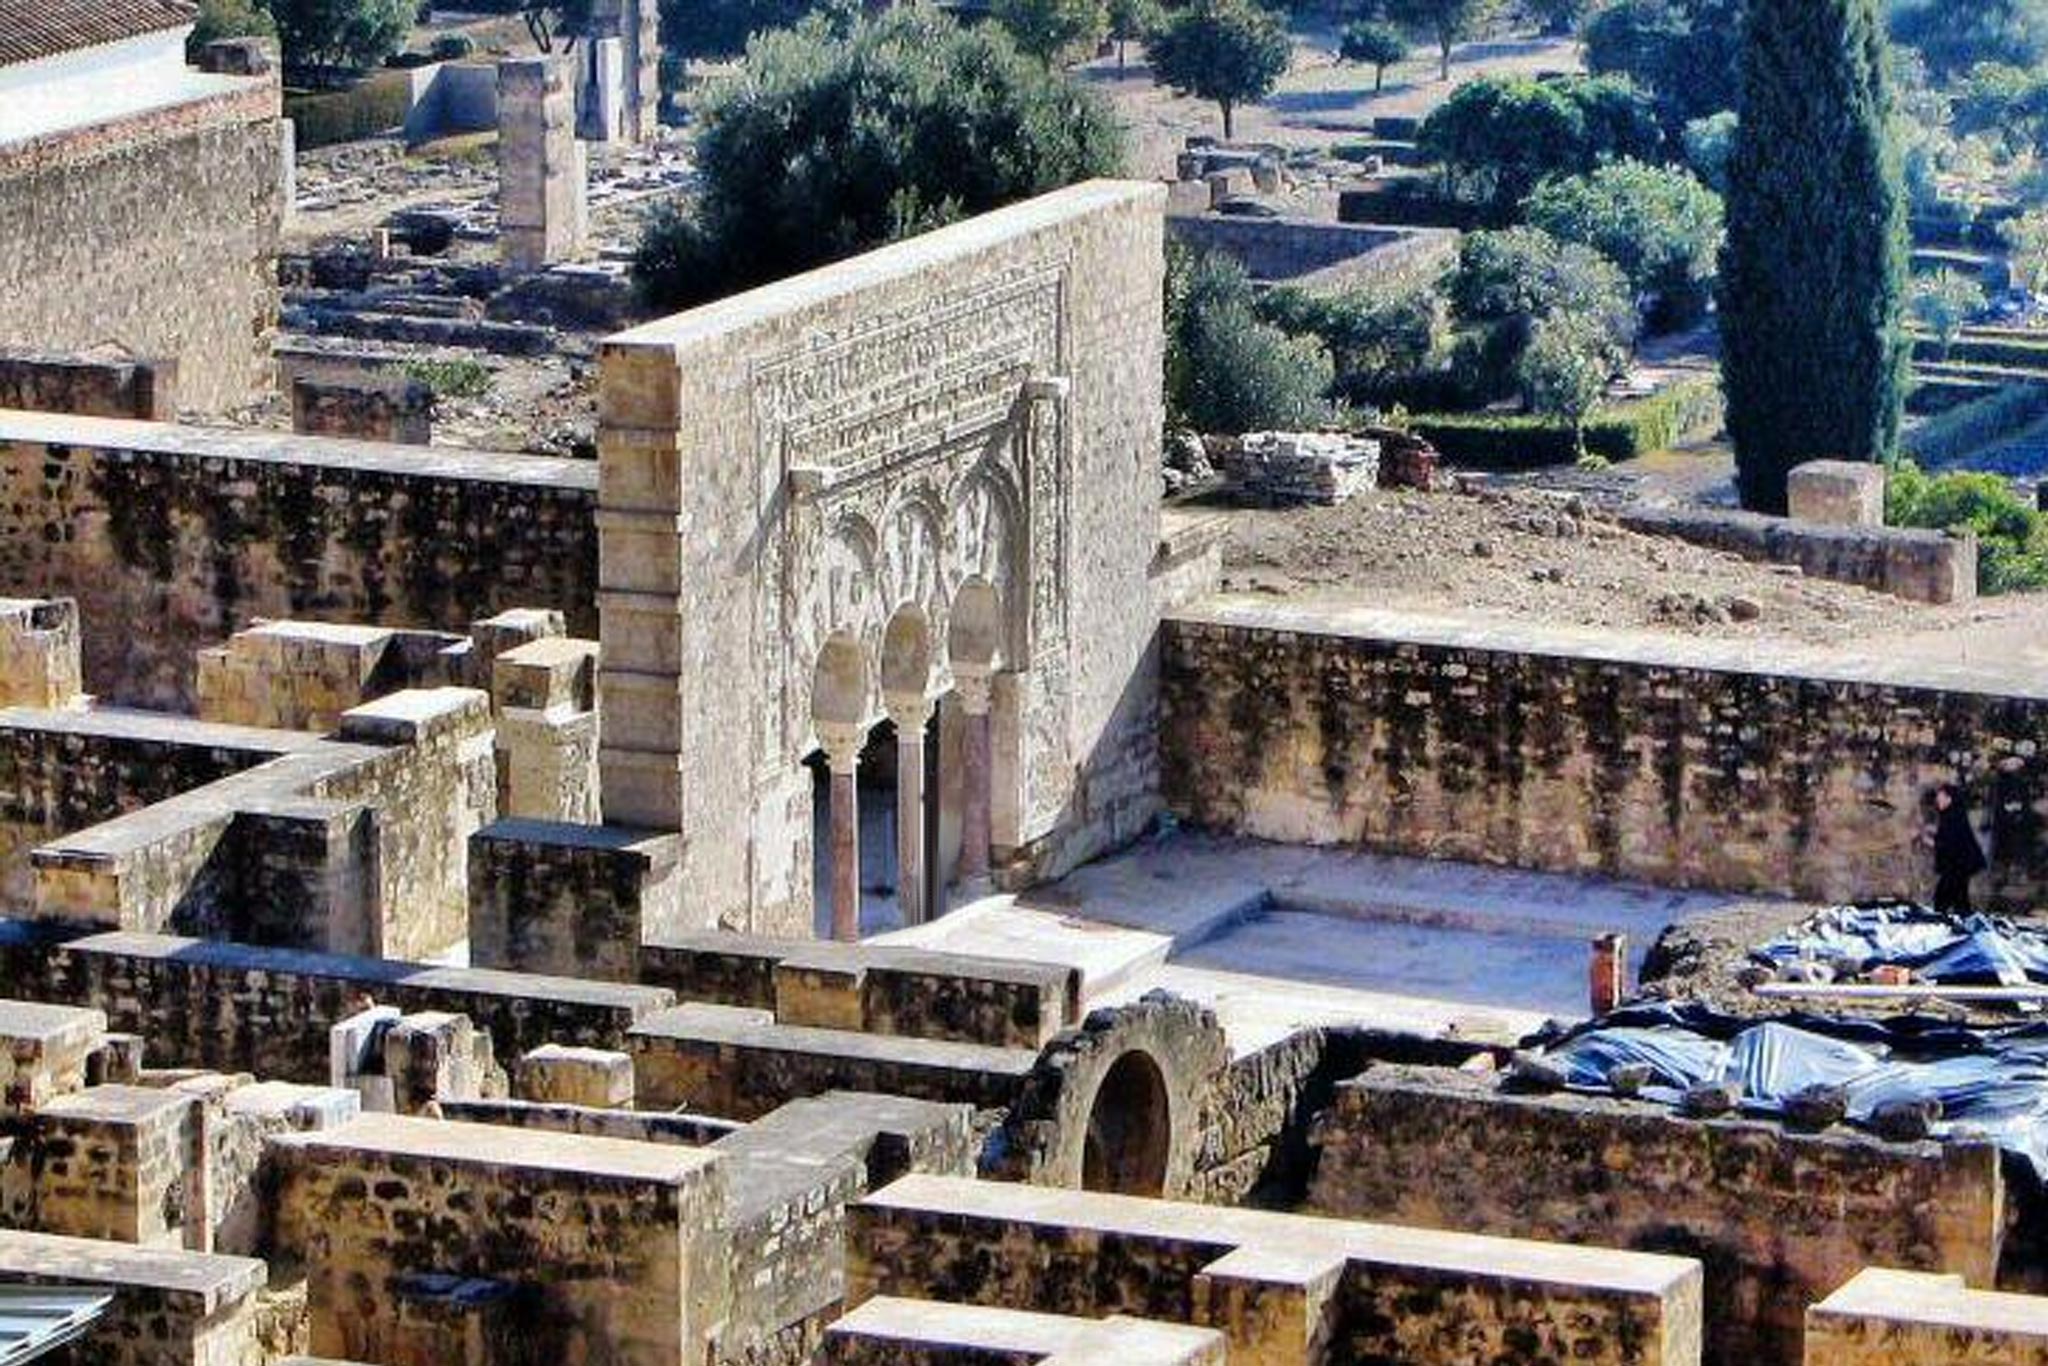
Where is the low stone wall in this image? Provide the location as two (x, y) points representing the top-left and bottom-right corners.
(0, 1227), (268, 1366)
(1615, 506), (1975, 604)
(0, 350), (177, 419)
(270, 1113), (724, 1366)
(0, 412), (598, 708)
(1304, 1067), (2004, 1366)
(639, 933), (1079, 1050)
(1165, 215), (1456, 289)
(1805, 1268), (2048, 1364)
(851, 1173), (1703, 1366)
(1160, 602), (2048, 909)
(38, 928), (674, 1082)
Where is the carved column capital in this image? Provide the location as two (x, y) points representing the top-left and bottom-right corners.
(817, 721), (866, 774)
(885, 692), (934, 736)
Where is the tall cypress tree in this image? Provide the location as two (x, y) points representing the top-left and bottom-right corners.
(1719, 0), (1907, 513)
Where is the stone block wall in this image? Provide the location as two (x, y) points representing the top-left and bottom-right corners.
(0, 1227), (269, 1366)
(38, 929), (675, 1082)
(0, 412), (598, 709)
(270, 1114), (724, 1366)
(1160, 603), (2048, 909)
(1805, 1268), (2048, 1364)
(850, 1174), (1704, 1366)
(0, 999), (105, 1115)
(0, 82), (285, 415)
(0, 597), (84, 709)
(0, 350), (177, 419)
(1304, 1067), (2004, 1366)
(469, 819), (687, 980)
(598, 181), (1168, 935)
(290, 375), (433, 445)
(1615, 506), (1974, 604)
(1163, 216), (1456, 289)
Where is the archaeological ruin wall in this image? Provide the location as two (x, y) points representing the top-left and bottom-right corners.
(1162, 601), (2048, 909)
(0, 77), (286, 414)
(1305, 1067), (2007, 1366)
(0, 412), (598, 709)
(597, 181), (1171, 936)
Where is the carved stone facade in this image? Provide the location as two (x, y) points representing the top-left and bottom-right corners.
(597, 181), (1168, 936)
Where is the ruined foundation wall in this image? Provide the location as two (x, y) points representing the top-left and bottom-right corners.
(0, 85), (285, 415)
(0, 414), (598, 709)
(1305, 1069), (2005, 1366)
(1161, 603), (2048, 909)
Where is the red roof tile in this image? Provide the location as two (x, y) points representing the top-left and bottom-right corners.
(0, 0), (198, 67)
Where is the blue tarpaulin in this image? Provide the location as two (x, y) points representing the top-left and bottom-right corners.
(1537, 1000), (2048, 1181)
(1753, 902), (2048, 986)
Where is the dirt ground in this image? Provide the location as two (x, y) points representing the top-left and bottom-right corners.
(1213, 475), (2048, 663)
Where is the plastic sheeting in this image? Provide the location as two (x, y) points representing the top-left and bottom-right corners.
(1538, 1001), (2048, 1181)
(1753, 902), (2048, 986)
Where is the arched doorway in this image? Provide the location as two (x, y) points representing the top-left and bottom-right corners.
(1080, 1050), (1172, 1197)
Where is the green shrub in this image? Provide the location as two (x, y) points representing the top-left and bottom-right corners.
(403, 358), (493, 399)
(1166, 246), (1334, 435)
(1887, 458), (2048, 594)
(286, 70), (416, 148)
(1410, 375), (1723, 467)
(429, 33), (476, 60)
(1902, 382), (2048, 466)
(187, 0), (276, 61)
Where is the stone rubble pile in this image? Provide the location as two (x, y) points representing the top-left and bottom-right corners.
(1210, 430), (1381, 506)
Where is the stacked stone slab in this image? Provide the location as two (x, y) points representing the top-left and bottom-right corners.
(490, 635), (602, 821)
(1210, 431), (1380, 506)
(498, 56), (587, 271)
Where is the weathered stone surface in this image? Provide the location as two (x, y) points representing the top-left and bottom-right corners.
(1161, 602), (2048, 910)
(469, 819), (687, 981)
(271, 1113), (724, 1366)
(0, 77), (285, 413)
(1806, 1268), (2048, 1364)
(1304, 1067), (2003, 1366)
(598, 181), (1169, 935)
(0, 349), (176, 419)
(1616, 504), (1973, 604)
(822, 1297), (1227, 1365)
(0, 1226), (267, 1366)
(851, 1173), (1702, 1366)
(0, 411), (597, 710)
(515, 1042), (635, 1107)
(1788, 460), (1887, 529)
(290, 374), (433, 445)
(0, 997), (104, 1115)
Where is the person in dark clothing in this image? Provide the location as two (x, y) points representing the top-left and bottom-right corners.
(1933, 783), (1988, 915)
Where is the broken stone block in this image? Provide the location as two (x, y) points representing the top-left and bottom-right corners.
(1868, 1096), (1942, 1143)
(1788, 459), (1886, 528)
(515, 1044), (634, 1108)
(1784, 1084), (1849, 1132)
(381, 1012), (500, 1115)
(1680, 1080), (1740, 1118)
(1608, 1063), (1652, 1098)
(0, 999), (106, 1116)
(1505, 1052), (1567, 1093)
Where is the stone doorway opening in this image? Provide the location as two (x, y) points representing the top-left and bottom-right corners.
(1081, 1049), (1172, 1197)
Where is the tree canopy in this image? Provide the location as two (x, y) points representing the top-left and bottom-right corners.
(1888, 0), (2048, 80)
(1525, 159), (1725, 329)
(1338, 21), (1407, 90)
(1416, 74), (1662, 219)
(1148, 0), (1292, 139)
(1582, 0), (1744, 134)
(633, 7), (1125, 307)
(658, 0), (821, 61)
(267, 0), (413, 68)
(994, 0), (1109, 65)
(1719, 0), (1908, 511)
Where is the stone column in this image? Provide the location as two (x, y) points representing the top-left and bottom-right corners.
(887, 693), (933, 926)
(956, 668), (993, 889)
(821, 722), (864, 943)
(498, 54), (587, 270)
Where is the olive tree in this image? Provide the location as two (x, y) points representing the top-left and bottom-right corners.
(1149, 0), (1292, 140)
